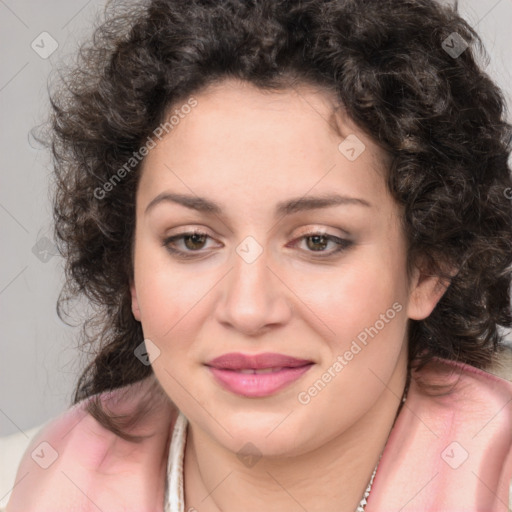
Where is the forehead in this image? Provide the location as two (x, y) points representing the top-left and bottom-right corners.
(137, 79), (392, 217)
(169, 78), (370, 147)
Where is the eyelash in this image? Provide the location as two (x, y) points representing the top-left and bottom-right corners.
(162, 229), (353, 260)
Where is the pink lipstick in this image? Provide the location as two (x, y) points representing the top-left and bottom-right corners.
(205, 352), (313, 397)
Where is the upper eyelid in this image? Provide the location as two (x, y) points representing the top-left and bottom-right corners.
(164, 227), (349, 243)
(164, 223), (351, 238)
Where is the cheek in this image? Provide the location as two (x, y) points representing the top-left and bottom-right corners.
(296, 259), (410, 407)
(295, 251), (409, 341)
(133, 242), (203, 340)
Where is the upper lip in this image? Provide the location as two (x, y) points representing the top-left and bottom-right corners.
(205, 352), (313, 370)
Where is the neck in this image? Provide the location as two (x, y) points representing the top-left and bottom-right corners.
(183, 366), (408, 512)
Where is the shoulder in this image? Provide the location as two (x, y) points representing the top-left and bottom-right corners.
(369, 355), (512, 510)
(417, 355), (512, 505)
(5, 376), (178, 512)
(410, 354), (512, 427)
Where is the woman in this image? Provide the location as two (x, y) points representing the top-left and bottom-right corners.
(6, 0), (512, 510)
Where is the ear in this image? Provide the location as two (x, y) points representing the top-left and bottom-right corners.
(130, 281), (141, 321)
(407, 261), (452, 321)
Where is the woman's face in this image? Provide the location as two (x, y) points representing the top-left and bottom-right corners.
(130, 79), (443, 456)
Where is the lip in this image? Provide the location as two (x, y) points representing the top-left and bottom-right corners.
(206, 352), (313, 370)
(205, 352), (314, 398)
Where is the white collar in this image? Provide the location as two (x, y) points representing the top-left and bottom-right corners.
(164, 411), (188, 512)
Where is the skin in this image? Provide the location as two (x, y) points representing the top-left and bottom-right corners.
(130, 78), (447, 512)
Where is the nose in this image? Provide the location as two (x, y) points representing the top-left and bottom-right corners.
(214, 243), (293, 337)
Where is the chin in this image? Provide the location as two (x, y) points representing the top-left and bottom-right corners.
(202, 408), (316, 457)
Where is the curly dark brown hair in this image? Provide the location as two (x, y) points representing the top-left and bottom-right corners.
(47, 0), (512, 439)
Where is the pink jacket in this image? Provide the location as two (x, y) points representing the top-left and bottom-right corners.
(6, 357), (512, 511)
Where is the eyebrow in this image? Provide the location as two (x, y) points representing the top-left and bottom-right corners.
(144, 192), (372, 217)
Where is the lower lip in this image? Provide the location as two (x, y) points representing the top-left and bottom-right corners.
(207, 365), (313, 397)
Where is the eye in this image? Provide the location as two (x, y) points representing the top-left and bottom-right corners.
(163, 229), (215, 258)
(162, 229), (353, 260)
(288, 231), (353, 257)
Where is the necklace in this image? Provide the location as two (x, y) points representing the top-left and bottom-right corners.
(167, 382), (410, 512)
(354, 382), (409, 511)
(355, 459), (379, 512)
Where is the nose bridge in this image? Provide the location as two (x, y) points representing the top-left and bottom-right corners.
(215, 235), (291, 334)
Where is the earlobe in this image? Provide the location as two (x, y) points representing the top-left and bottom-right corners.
(406, 265), (452, 321)
(130, 282), (141, 321)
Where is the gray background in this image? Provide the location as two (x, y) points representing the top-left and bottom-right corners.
(1, 0), (511, 437)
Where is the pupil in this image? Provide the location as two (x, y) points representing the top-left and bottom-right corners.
(308, 235), (327, 251)
(185, 233), (206, 250)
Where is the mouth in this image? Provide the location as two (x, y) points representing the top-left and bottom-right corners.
(205, 352), (314, 397)
(205, 352), (313, 370)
